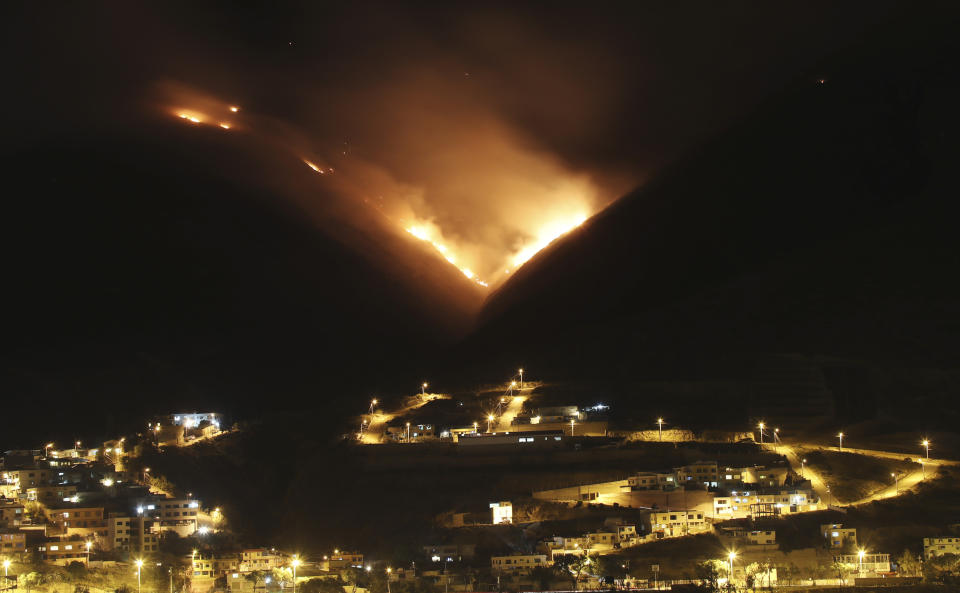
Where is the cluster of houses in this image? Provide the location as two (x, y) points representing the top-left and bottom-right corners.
(0, 414), (223, 567)
(532, 459), (819, 521)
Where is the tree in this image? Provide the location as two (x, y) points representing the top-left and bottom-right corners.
(66, 561), (88, 581)
(896, 550), (922, 577)
(246, 571), (268, 591)
(694, 560), (723, 592)
(301, 578), (348, 593)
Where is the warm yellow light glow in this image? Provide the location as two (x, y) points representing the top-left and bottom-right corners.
(488, 415), (495, 421)
(135, 558), (144, 568)
(728, 551), (737, 561)
(511, 212), (588, 267)
(858, 549), (866, 559)
(219, 122), (231, 129)
(303, 159), (326, 174)
(291, 557), (301, 568)
(229, 106), (239, 112)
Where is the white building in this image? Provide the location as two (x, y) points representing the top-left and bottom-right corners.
(649, 510), (709, 538)
(170, 413), (220, 429)
(491, 554), (549, 575)
(924, 537), (960, 559)
(490, 501), (513, 524)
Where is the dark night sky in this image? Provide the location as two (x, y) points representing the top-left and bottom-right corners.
(2, 1), (956, 448)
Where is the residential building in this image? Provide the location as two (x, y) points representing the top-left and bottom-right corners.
(239, 548), (284, 572)
(491, 554), (550, 575)
(821, 524), (857, 549)
(586, 531), (618, 550)
(38, 537), (91, 565)
(325, 551), (364, 569)
(538, 536), (589, 559)
(924, 537), (960, 559)
(748, 530), (776, 545)
(628, 472), (677, 491)
(24, 484), (78, 503)
(0, 531), (26, 557)
(676, 462), (720, 487)
(649, 510), (709, 538)
(714, 487), (817, 519)
(6, 469), (52, 489)
(170, 413), (221, 429)
(490, 501), (512, 524)
(457, 431), (565, 447)
(0, 500), (24, 526)
(837, 553), (891, 576)
(105, 514), (158, 555)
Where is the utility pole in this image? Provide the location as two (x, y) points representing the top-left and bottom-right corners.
(169, 567), (173, 593)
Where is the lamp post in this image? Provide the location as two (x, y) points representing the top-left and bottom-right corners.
(386, 568), (392, 593)
(369, 399), (377, 414)
(85, 540), (92, 564)
(656, 418), (664, 441)
(570, 419), (575, 436)
(136, 558), (144, 593)
(801, 458), (806, 479)
(3, 559), (10, 577)
(473, 422), (478, 434)
(758, 422), (765, 445)
(727, 551), (737, 585)
(922, 439), (930, 459)
(858, 549), (866, 576)
(421, 382), (428, 396)
(487, 415), (495, 433)
(920, 458), (926, 480)
(518, 368), (523, 390)
(406, 422), (411, 442)
(291, 556), (301, 593)
(509, 381), (516, 396)
(838, 432), (844, 452)
(892, 472), (899, 495)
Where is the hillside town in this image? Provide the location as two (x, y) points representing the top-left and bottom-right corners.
(2, 374), (959, 593)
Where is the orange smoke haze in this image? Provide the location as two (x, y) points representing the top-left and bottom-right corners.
(153, 70), (629, 289)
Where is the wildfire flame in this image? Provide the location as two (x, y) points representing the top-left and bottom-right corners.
(511, 213), (588, 267)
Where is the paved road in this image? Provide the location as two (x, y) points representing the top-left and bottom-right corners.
(360, 392), (448, 443)
(497, 394), (528, 431)
(769, 440), (950, 507)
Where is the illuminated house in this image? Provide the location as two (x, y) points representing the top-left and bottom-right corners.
(649, 510), (709, 538)
(836, 552), (890, 576)
(106, 513), (159, 555)
(821, 523), (857, 549)
(169, 413), (221, 429)
(239, 548), (284, 572)
(924, 537), (960, 559)
(713, 486), (818, 519)
(490, 501), (513, 524)
(490, 554), (550, 575)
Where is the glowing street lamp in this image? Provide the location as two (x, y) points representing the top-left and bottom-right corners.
(473, 421), (478, 434)
(837, 432), (844, 452)
(421, 382), (428, 396)
(657, 418), (664, 441)
(291, 556), (301, 593)
(858, 549), (866, 575)
(518, 368), (524, 390)
(136, 558), (144, 593)
(758, 422), (765, 445)
(406, 422), (411, 442)
(487, 415), (495, 433)
(801, 458), (806, 479)
(369, 399), (377, 414)
(509, 381), (517, 395)
(3, 559), (10, 577)
(922, 439), (930, 459)
(892, 472), (899, 495)
(85, 541), (92, 564)
(727, 551), (737, 583)
(569, 419), (575, 436)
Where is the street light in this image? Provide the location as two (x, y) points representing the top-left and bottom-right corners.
(801, 458), (806, 479)
(421, 382), (428, 396)
(487, 415), (495, 433)
(406, 422), (411, 442)
(369, 399), (377, 414)
(892, 472), (899, 495)
(291, 556), (301, 593)
(85, 541), (92, 564)
(136, 558), (144, 593)
(518, 368), (523, 390)
(473, 422), (478, 434)
(858, 549), (866, 576)
(727, 551), (737, 583)
(570, 419), (575, 436)
(922, 439), (930, 459)
(3, 559), (10, 577)
(838, 432), (844, 452)
(657, 418), (664, 441)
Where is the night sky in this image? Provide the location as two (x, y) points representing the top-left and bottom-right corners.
(2, 2), (958, 448)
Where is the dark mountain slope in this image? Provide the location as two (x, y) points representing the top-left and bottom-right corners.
(1, 119), (482, 449)
(456, 16), (960, 430)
